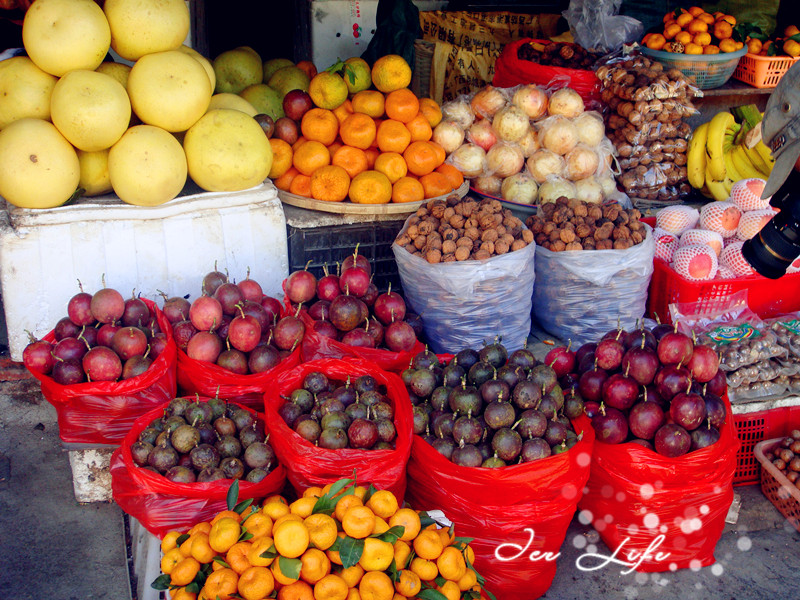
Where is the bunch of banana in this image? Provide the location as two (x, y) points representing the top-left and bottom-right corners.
(686, 105), (775, 201)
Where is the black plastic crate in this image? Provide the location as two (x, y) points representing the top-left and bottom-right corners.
(286, 220), (406, 294)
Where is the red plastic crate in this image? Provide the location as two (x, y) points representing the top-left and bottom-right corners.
(733, 406), (800, 485)
(647, 258), (800, 325)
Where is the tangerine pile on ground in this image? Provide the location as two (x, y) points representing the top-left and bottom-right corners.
(153, 477), (492, 600)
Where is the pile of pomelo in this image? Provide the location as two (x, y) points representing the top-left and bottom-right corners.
(0, 0), (273, 209)
(153, 477), (491, 600)
(263, 55), (464, 205)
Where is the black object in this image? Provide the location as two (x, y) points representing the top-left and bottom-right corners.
(742, 179), (800, 279)
(361, 0), (421, 68)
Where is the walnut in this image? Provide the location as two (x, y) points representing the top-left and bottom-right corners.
(631, 231), (644, 244)
(565, 241), (583, 251)
(552, 207), (570, 225)
(596, 239), (614, 250)
(613, 239), (632, 250)
(550, 240), (567, 252)
(603, 205), (621, 222)
(540, 203), (556, 218)
(442, 239), (457, 254)
(511, 239), (528, 251)
(560, 228), (576, 244)
(522, 229), (534, 244)
(574, 204), (588, 218)
(418, 221), (434, 235)
(481, 229), (499, 243)
(442, 253), (456, 262)
(465, 226), (481, 241)
(588, 205), (603, 220)
(454, 246), (471, 261)
(613, 225), (631, 240)
(396, 234), (411, 246)
(442, 228), (459, 241)
(582, 237), (596, 250)
(549, 230), (562, 243)
(496, 224), (507, 236)
(449, 214), (465, 229)
(489, 199), (502, 213)
(543, 222), (557, 235)
(474, 249), (491, 260)
(405, 244), (415, 253)
(594, 222), (614, 241)
(407, 224), (419, 238)
(477, 214), (494, 230)
(413, 235), (427, 250)
(453, 202), (464, 216)
(535, 233), (548, 246)
(443, 207), (456, 220)
(465, 217), (480, 229)
(462, 200), (478, 217)
(456, 236), (473, 248)
(501, 233), (515, 246)
(576, 224), (592, 239)
(427, 237), (443, 251)
(527, 216), (544, 234)
(480, 240), (495, 255)
(426, 249), (442, 264)
(494, 239), (510, 254)
(416, 207), (428, 218)
(408, 215), (421, 226)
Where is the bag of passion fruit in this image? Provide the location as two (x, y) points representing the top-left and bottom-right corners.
(576, 395), (739, 572)
(406, 414), (595, 600)
(263, 358), (413, 499)
(34, 299), (177, 445)
(110, 398), (287, 539)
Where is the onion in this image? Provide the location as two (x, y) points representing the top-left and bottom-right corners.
(574, 177), (604, 204)
(448, 143), (487, 178)
(540, 115), (579, 155)
(565, 144), (600, 180)
(441, 98), (475, 129)
(526, 149), (565, 184)
(598, 174), (618, 197)
(501, 172), (538, 205)
(473, 175), (502, 197)
(518, 129), (540, 157)
(511, 84), (548, 120)
(547, 87), (585, 118)
(486, 142), (524, 178)
(470, 86), (507, 119)
(467, 119), (497, 151)
(538, 176), (577, 204)
(432, 120), (465, 154)
(574, 111), (606, 147)
(492, 105), (530, 142)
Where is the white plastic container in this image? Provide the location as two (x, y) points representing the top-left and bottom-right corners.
(0, 181), (289, 361)
(129, 516), (161, 600)
(67, 447), (115, 503)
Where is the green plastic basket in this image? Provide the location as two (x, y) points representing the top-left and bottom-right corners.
(640, 46), (747, 89)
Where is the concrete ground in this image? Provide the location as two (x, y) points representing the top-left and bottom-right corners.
(0, 360), (798, 600)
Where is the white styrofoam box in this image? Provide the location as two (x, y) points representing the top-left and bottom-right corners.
(129, 517), (162, 600)
(309, 0), (445, 69)
(0, 181), (289, 361)
(68, 447), (115, 503)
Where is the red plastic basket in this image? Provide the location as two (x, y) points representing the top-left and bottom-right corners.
(733, 406), (800, 485)
(647, 258), (800, 325)
(754, 437), (800, 532)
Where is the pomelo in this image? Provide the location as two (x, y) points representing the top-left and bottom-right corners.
(267, 66), (310, 99)
(177, 44), (216, 94)
(263, 58), (294, 83)
(0, 56), (57, 129)
(239, 84), (284, 121)
(77, 149), (113, 197)
(207, 93), (258, 116)
(103, 0), (189, 61)
(213, 48), (263, 94)
(95, 61), (132, 89)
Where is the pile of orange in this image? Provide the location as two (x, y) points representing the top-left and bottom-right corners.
(643, 7), (743, 55)
(269, 56), (464, 205)
(745, 25), (800, 57)
(155, 479), (490, 600)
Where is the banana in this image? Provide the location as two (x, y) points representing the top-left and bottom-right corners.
(687, 122), (709, 189)
(706, 112), (736, 182)
(723, 148), (744, 187)
(733, 144), (770, 179)
(705, 164), (729, 201)
(753, 141), (776, 174)
(742, 143), (772, 176)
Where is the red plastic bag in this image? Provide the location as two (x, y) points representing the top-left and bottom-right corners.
(493, 39), (602, 106)
(263, 358), (413, 498)
(110, 400), (287, 539)
(406, 415), (595, 600)
(576, 397), (739, 572)
(32, 299), (177, 445)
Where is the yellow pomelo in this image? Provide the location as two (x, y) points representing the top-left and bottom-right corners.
(371, 54), (412, 93)
(213, 48), (263, 94)
(177, 45), (216, 94)
(343, 57), (372, 94)
(183, 108), (272, 192)
(263, 58), (294, 83)
(108, 124), (187, 206)
(103, 0), (189, 61)
(0, 118), (80, 209)
(127, 50), (212, 132)
(50, 70), (131, 152)
(239, 84), (284, 121)
(308, 72), (348, 110)
(77, 149), (113, 196)
(0, 56), (57, 130)
(22, 0), (110, 77)
(267, 66), (310, 99)
(207, 93), (258, 116)
(95, 61), (132, 89)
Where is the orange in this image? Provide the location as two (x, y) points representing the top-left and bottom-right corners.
(785, 25), (800, 37)
(179, 534), (195, 557)
(393, 540), (412, 569)
(203, 568), (239, 600)
(301, 108), (339, 146)
(692, 32), (712, 46)
(191, 533), (217, 564)
(162, 531), (183, 553)
(697, 12), (715, 24)
(364, 147), (380, 169)
(384, 88), (420, 124)
(392, 176), (424, 203)
(389, 509), (421, 542)
(437, 526), (455, 549)
(358, 537), (394, 572)
(413, 529), (444, 560)
(371, 54), (412, 93)
(349, 171), (393, 205)
(340, 113), (377, 149)
(272, 557), (301, 585)
(342, 505), (377, 539)
(170, 556), (201, 586)
(170, 587), (196, 600)
(333, 99), (355, 125)
(366, 490), (399, 520)
(675, 31), (692, 45)
(209, 517), (242, 554)
(300, 548), (331, 584)
(719, 14), (737, 27)
(663, 22), (682, 40)
(418, 98), (442, 128)
(409, 557), (437, 581)
(289, 173), (312, 197)
(293, 140), (331, 176)
(269, 138), (293, 179)
(348, 589), (362, 600)
(274, 166), (300, 191)
(703, 44), (721, 54)
(376, 119), (411, 154)
(303, 486), (324, 499)
(296, 60), (318, 80)
(313, 573), (349, 600)
(293, 136), (308, 152)
(431, 141), (446, 166)
(435, 163), (464, 190)
(676, 12), (693, 27)
(247, 536), (276, 567)
(290, 496), (319, 518)
(339, 564), (365, 588)
(212, 510), (243, 525)
(436, 547), (466, 581)
(713, 20), (733, 40)
(189, 522), (212, 536)
(304, 513), (340, 551)
(645, 33), (666, 50)
(372, 516), (390, 536)
(326, 532), (348, 566)
(403, 141), (439, 176)
(352, 90), (385, 118)
(457, 568), (478, 592)
(238, 566), (275, 600)
(334, 494), (364, 522)
(719, 38), (738, 53)
(684, 42), (703, 55)
(226, 541), (254, 575)
(332, 145), (369, 179)
(462, 544), (475, 566)
(277, 580), (315, 600)
(274, 519), (310, 558)
(420, 172), (452, 199)
(308, 71), (348, 110)
(370, 120), (383, 147)
(437, 580), (460, 600)
(394, 570), (421, 597)
(327, 139), (344, 160)
(747, 38), (763, 54)
(244, 511), (274, 539)
(359, 571), (394, 600)
(373, 152), (407, 183)
(405, 112), (433, 142)
(686, 19), (708, 34)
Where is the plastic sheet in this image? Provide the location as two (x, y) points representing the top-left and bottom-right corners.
(577, 396), (739, 572)
(563, 0), (644, 54)
(263, 358), (413, 499)
(392, 213), (536, 354)
(32, 299), (177, 445)
(406, 415), (595, 600)
(532, 224), (653, 346)
(110, 401), (286, 539)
